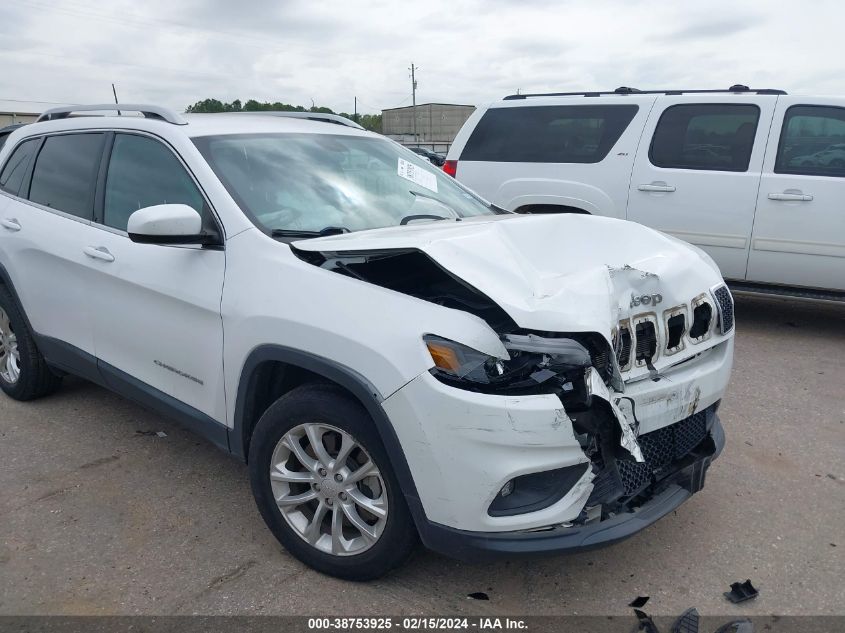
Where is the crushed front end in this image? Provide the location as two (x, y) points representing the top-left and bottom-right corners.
(292, 214), (736, 559)
(381, 275), (734, 560)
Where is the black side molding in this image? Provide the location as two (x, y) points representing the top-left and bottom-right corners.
(33, 334), (229, 453)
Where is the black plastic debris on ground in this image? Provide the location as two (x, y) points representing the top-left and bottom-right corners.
(723, 579), (759, 604)
(466, 592), (489, 601)
(633, 609), (660, 633)
(671, 608), (699, 633)
(629, 596), (650, 608)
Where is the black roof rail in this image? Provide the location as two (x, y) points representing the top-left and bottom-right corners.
(36, 104), (187, 125)
(503, 85), (787, 100)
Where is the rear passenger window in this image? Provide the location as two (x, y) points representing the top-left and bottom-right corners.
(104, 134), (205, 231)
(0, 138), (39, 196)
(460, 105), (638, 163)
(775, 105), (845, 178)
(29, 133), (105, 219)
(650, 104), (760, 172)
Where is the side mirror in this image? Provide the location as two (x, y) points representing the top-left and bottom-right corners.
(127, 204), (215, 245)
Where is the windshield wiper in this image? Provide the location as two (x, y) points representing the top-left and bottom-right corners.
(271, 226), (350, 239)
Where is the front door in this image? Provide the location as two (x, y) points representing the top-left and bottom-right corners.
(627, 95), (778, 280)
(746, 99), (845, 291)
(85, 132), (227, 422)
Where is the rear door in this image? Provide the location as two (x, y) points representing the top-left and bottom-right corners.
(627, 96), (778, 280)
(0, 132), (104, 368)
(746, 99), (845, 291)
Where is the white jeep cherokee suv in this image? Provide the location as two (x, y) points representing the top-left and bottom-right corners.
(445, 85), (845, 299)
(0, 105), (734, 580)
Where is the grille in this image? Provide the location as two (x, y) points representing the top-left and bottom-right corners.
(617, 410), (709, 496)
(635, 321), (657, 364)
(712, 285), (735, 333)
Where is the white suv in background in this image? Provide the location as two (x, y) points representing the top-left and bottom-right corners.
(445, 85), (845, 299)
(0, 105), (734, 579)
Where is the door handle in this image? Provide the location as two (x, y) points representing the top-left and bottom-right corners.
(637, 183), (676, 193)
(83, 246), (115, 262)
(0, 218), (21, 232)
(768, 192), (813, 202)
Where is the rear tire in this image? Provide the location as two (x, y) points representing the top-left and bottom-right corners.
(248, 383), (417, 580)
(0, 285), (62, 401)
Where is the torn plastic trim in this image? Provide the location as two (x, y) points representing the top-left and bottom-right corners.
(590, 369), (645, 462)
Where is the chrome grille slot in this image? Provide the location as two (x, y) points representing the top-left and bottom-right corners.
(616, 322), (632, 370)
(689, 296), (713, 342)
(634, 320), (657, 365)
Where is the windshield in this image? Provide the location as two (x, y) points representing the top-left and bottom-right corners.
(193, 133), (497, 235)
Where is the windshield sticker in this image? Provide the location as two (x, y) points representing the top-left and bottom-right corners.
(398, 158), (438, 193)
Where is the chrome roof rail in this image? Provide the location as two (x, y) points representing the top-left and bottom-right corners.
(230, 111), (364, 130)
(36, 104), (188, 125)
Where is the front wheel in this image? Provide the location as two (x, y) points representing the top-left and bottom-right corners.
(248, 383), (417, 580)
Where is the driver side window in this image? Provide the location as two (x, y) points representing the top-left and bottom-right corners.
(103, 133), (207, 232)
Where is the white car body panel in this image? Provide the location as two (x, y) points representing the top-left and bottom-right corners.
(0, 194), (98, 355)
(746, 95), (845, 290)
(627, 94), (778, 281)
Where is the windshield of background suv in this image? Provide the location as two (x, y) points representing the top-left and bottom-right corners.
(193, 133), (497, 235)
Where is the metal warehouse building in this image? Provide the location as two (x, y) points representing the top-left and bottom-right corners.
(382, 103), (475, 152)
(0, 101), (46, 126)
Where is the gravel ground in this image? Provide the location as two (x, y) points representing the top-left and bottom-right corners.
(0, 294), (843, 617)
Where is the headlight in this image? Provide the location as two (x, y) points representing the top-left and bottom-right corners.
(423, 335), (506, 383)
(423, 333), (595, 410)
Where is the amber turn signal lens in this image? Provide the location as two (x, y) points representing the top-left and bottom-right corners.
(426, 341), (462, 373)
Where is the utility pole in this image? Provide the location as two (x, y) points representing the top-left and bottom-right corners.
(354, 96), (358, 123)
(409, 63), (418, 144)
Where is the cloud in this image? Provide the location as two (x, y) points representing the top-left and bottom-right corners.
(0, 0), (842, 115)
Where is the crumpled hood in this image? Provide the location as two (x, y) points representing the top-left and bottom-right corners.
(294, 213), (723, 338)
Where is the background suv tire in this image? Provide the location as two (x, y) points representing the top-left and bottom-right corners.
(248, 383), (417, 580)
(0, 286), (62, 401)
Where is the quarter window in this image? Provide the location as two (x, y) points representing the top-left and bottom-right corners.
(650, 104), (760, 172)
(460, 105), (639, 163)
(104, 134), (205, 232)
(774, 105), (845, 178)
(0, 138), (39, 196)
(29, 133), (105, 219)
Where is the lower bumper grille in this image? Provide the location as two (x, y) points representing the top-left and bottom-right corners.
(617, 410), (708, 496)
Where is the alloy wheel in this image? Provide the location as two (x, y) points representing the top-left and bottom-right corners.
(0, 307), (20, 384)
(269, 423), (388, 556)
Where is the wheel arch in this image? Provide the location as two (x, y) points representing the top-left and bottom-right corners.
(231, 345), (425, 519)
(0, 261), (34, 334)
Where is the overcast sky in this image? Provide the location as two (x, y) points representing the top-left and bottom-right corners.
(0, 0), (841, 115)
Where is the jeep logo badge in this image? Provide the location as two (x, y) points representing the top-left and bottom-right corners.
(630, 293), (663, 308)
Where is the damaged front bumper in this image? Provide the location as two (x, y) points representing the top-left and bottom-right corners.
(417, 411), (724, 562)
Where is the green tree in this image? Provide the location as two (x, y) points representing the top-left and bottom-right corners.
(186, 99), (381, 132)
